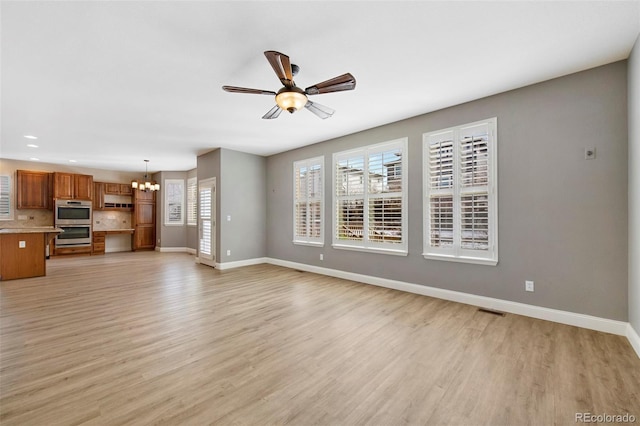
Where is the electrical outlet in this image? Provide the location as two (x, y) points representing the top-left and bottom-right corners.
(19, 241), (26, 248)
(320, 254), (323, 261)
(227, 215), (231, 221)
(227, 250), (231, 256)
(525, 280), (534, 292)
(585, 147), (596, 160)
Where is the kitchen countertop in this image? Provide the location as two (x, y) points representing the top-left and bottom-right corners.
(94, 228), (134, 233)
(0, 227), (63, 234)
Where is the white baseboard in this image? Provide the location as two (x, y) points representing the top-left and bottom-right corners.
(156, 247), (195, 253)
(215, 257), (269, 270)
(627, 324), (640, 358)
(266, 258), (629, 337)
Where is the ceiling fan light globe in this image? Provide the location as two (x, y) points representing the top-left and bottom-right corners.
(275, 89), (307, 113)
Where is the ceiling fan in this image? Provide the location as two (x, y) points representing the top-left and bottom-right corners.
(222, 50), (356, 120)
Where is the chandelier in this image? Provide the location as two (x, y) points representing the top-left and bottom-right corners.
(131, 160), (160, 192)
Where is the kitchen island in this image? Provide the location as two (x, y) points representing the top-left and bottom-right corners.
(0, 227), (63, 281)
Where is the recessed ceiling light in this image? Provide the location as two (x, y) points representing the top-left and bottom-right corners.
(27, 144), (39, 148)
(24, 135), (38, 140)
(69, 160), (77, 163)
(29, 157), (40, 161)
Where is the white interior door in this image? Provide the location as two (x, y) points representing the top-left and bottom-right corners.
(198, 178), (216, 267)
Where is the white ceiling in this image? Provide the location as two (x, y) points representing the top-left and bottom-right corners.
(2, 1), (639, 173)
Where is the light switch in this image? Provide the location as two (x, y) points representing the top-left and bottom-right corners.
(19, 241), (26, 248)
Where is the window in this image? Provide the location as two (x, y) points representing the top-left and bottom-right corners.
(0, 175), (10, 220)
(187, 177), (197, 226)
(333, 138), (408, 255)
(293, 157), (324, 245)
(423, 118), (498, 265)
(164, 179), (185, 226)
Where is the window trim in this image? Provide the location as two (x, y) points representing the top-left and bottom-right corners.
(0, 175), (11, 220)
(422, 118), (498, 266)
(332, 138), (408, 256)
(164, 178), (185, 226)
(186, 177), (197, 227)
(293, 156), (325, 246)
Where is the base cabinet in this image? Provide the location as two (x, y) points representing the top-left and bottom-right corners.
(93, 231), (106, 254)
(0, 233), (46, 280)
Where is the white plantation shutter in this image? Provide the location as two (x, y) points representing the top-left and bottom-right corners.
(333, 138), (408, 255)
(423, 118), (498, 265)
(187, 177), (197, 226)
(0, 175), (10, 219)
(293, 157), (324, 245)
(199, 180), (215, 261)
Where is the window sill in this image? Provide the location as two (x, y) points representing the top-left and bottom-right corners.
(422, 253), (498, 266)
(333, 244), (408, 256)
(293, 240), (324, 247)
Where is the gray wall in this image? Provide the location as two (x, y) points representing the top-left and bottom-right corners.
(220, 148), (267, 262)
(197, 149), (221, 260)
(155, 170), (188, 249)
(629, 35), (640, 333)
(186, 168), (198, 251)
(196, 148), (266, 263)
(266, 61), (629, 321)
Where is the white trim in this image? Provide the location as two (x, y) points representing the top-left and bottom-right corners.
(332, 138), (408, 254)
(265, 257), (628, 336)
(333, 244), (408, 256)
(186, 247), (197, 255)
(627, 324), (640, 359)
(215, 257), (269, 270)
(155, 246), (192, 253)
(164, 178), (185, 226)
(293, 156), (325, 246)
(293, 241), (324, 247)
(422, 253), (498, 266)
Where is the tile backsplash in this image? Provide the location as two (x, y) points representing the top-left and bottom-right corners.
(93, 211), (132, 231)
(1, 209), (54, 228)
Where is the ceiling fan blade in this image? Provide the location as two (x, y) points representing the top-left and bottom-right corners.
(304, 101), (335, 120)
(262, 105), (283, 120)
(222, 86), (276, 95)
(264, 50), (294, 87)
(305, 73), (356, 95)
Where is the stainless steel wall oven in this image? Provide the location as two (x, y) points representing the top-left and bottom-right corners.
(54, 199), (92, 248)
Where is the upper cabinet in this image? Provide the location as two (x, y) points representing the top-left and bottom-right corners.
(104, 183), (133, 196)
(94, 181), (133, 211)
(16, 170), (52, 209)
(53, 172), (93, 200)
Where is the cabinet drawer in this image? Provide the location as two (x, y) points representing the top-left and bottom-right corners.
(92, 243), (105, 254)
(93, 235), (106, 243)
(54, 246), (91, 256)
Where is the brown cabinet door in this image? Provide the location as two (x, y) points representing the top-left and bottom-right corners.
(53, 173), (74, 199)
(93, 182), (105, 210)
(74, 174), (93, 200)
(16, 170), (52, 209)
(134, 225), (156, 250)
(119, 184), (133, 195)
(104, 183), (120, 195)
(132, 190), (156, 250)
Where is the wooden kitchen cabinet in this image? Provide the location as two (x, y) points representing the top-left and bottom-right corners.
(16, 170), (52, 209)
(94, 181), (133, 211)
(132, 189), (156, 251)
(104, 183), (133, 196)
(93, 182), (105, 210)
(53, 173), (93, 200)
(92, 231), (106, 254)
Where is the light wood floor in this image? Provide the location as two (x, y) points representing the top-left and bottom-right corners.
(1, 252), (638, 425)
